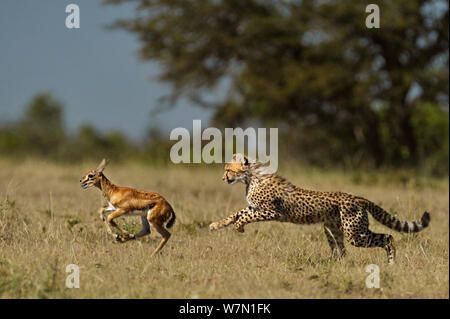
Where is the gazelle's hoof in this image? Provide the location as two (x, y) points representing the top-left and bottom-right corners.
(114, 234), (135, 243)
(114, 235), (126, 243)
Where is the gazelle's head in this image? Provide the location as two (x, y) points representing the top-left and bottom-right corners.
(222, 153), (250, 185)
(80, 158), (108, 189)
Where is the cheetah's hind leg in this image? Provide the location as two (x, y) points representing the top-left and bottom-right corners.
(346, 229), (396, 264)
(385, 235), (396, 264)
(342, 210), (396, 264)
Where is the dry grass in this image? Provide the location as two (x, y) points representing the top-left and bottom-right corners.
(0, 159), (448, 298)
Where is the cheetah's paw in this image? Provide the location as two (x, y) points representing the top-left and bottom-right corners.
(209, 222), (221, 231)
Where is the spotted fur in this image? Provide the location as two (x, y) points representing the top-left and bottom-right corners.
(209, 154), (430, 263)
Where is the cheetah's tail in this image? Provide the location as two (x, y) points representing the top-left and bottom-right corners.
(367, 203), (430, 233)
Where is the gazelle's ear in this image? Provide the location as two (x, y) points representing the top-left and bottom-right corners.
(96, 158), (109, 173)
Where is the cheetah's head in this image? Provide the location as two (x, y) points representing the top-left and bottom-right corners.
(222, 153), (250, 185)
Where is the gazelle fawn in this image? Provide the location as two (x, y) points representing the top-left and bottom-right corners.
(80, 159), (176, 257)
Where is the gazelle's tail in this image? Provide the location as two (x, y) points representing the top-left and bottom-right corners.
(166, 210), (176, 228)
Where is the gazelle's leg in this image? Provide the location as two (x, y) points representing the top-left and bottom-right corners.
(147, 206), (171, 257)
(98, 207), (107, 222)
(149, 222), (171, 258)
(106, 209), (134, 241)
(98, 206), (117, 238)
(135, 215), (151, 238)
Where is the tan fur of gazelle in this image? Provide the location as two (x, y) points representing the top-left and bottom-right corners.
(80, 159), (176, 257)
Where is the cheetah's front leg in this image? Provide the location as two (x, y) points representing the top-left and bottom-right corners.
(233, 207), (283, 233)
(209, 207), (253, 231)
(323, 224), (346, 260)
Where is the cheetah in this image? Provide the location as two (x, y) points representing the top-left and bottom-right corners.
(209, 154), (431, 263)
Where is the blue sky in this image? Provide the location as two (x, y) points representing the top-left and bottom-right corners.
(0, 0), (213, 140)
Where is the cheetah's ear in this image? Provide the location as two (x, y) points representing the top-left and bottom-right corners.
(234, 153), (249, 165)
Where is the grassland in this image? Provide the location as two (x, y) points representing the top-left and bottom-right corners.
(0, 159), (448, 298)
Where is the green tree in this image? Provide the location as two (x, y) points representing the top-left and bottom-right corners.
(0, 93), (67, 157)
(21, 93), (66, 155)
(0, 124), (23, 154)
(106, 0), (449, 171)
(68, 124), (134, 161)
